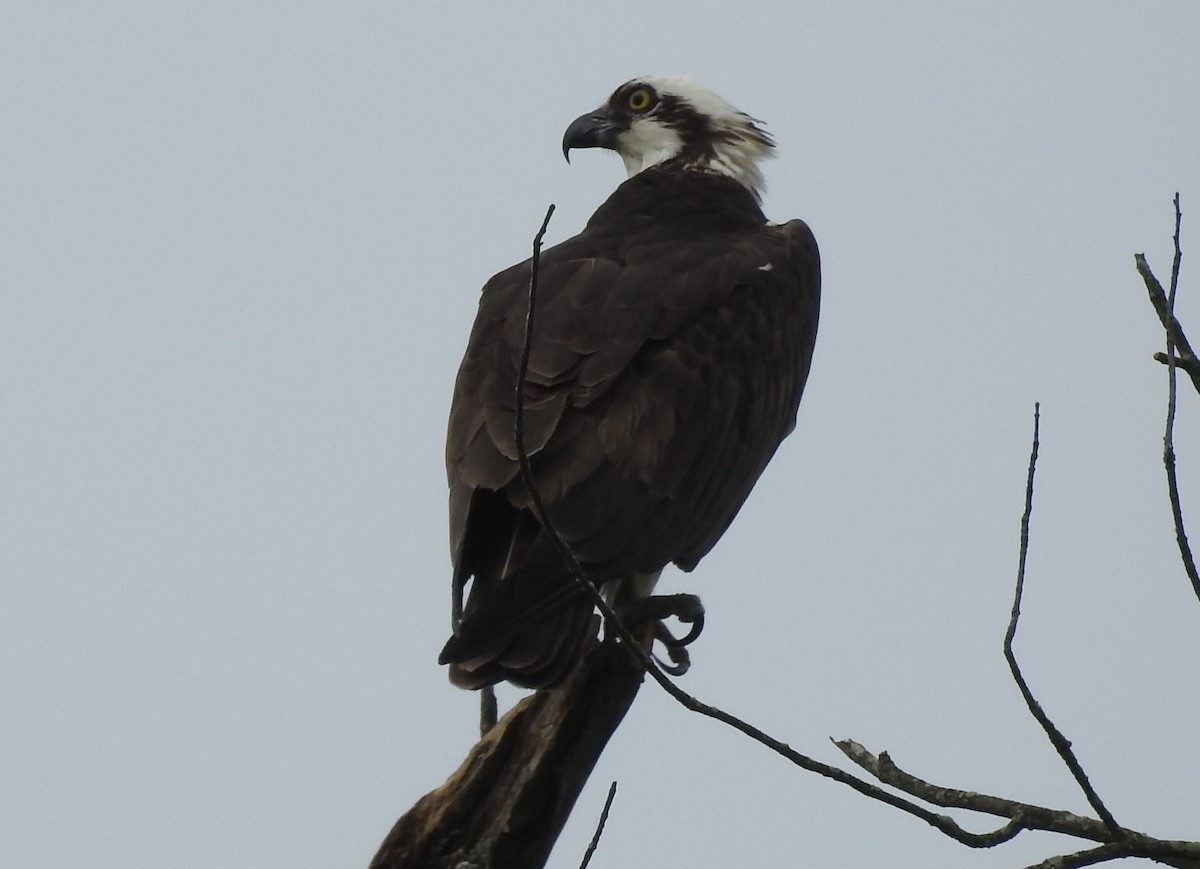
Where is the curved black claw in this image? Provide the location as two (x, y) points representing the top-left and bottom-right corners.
(652, 631), (691, 676)
(661, 610), (705, 647)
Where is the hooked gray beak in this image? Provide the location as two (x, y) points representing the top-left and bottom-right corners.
(562, 110), (621, 162)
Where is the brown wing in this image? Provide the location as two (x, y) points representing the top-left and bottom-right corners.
(441, 181), (819, 689)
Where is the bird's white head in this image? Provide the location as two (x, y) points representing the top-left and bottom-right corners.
(562, 75), (776, 199)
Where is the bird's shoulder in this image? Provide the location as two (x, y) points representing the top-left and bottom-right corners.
(475, 170), (815, 330)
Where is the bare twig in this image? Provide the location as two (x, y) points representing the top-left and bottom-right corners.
(578, 781), (618, 869)
(480, 685), (497, 737)
(836, 739), (1088, 837)
(1003, 405), (1122, 833)
(1136, 213), (1200, 396)
(1170, 193), (1183, 309)
(1145, 355), (1199, 400)
(1020, 843), (1134, 869)
(836, 742), (1200, 868)
(1160, 195), (1200, 604)
(1150, 350), (1200, 386)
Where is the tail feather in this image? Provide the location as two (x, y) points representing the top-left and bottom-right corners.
(440, 539), (600, 689)
(445, 601), (598, 690)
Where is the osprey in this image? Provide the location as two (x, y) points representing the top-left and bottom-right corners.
(440, 76), (820, 689)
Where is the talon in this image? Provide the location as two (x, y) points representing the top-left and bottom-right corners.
(621, 592), (705, 674)
(664, 610), (705, 647)
(653, 639), (691, 676)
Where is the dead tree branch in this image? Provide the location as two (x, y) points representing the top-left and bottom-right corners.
(834, 741), (1200, 867)
(1004, 405), (1120, 832)
(369, 630), (650, 869)
(1136, 196), (1199, 396)
(577, 781), (618, 869)
(1136, 194), (1199, 604)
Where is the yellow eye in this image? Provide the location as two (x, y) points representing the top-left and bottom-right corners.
(627, 88), (653, 112)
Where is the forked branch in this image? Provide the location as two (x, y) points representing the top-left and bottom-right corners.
(1136, 194), (1199, 604)
(1136, 196), (1200, 397)
(1004, 405), (1119, 832)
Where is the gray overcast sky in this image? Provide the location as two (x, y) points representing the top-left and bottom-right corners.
(3, 3), (1198, 867)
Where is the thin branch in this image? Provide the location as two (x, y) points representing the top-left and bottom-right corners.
(1020, 843), (1131, 869)
(578, 781), (618, 869)
(836, 739), (1095, 837)
(1003, 405), (1122, 833)
(1136, 241), (1200, 396)
(1023, 840), (1200, 869)
(836, 741), (1200, 868)
(1161, 194), (1200, 604)
(1170, 193), (1183, 306)
(643, 666), (1014, 847)
(480, 684), (497, 737)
